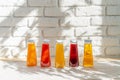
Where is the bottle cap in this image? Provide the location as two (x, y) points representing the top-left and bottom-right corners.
(70, 39), (77, 43)
(56, 40), (63, 43)
(43, 39), (50, 43)
(84, 40), (92, 43)
(28, 39), (34, 42)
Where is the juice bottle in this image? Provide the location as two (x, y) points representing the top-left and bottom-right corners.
(55, 40), (65, 68)
(41, 39), (51, 67)
(83, 40), (93, 67)
(27, 39), (37, 66)
(69, 40), (79, 67)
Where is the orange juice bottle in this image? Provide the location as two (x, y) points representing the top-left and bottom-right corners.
(27, 39), (37, 66)
(83, 40), (93, 67)
(55, 40), (65, 68)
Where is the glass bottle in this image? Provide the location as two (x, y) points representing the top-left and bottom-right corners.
(69, 40), (79, 67)
(41, 39), (51, 67)
(83, 40), (93, 67)
(27, 39), (37, 66)
(55, 40), (65, 68)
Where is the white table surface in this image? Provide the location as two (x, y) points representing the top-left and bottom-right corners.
(0, 57), (120, 80)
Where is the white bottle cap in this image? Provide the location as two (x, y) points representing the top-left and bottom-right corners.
(28, 39), (34, 42)
(84, 40), (92, 43)
(56, 40), (63, 43)
(43, 39), (50, 43)
(70, 39), (77, 43)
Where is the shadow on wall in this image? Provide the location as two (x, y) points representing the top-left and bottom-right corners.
(0, 0), (89, 58)
(0, 0), (119, 58)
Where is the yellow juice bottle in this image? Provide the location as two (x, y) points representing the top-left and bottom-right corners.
(27, 40), (37, 66)
(83, 40), (93, 67)
(55, 40), (65, 68)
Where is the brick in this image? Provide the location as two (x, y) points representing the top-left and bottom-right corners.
(60, 17), (90, 27)
(14, 7), (43, 17)
(90, 37), (104, 46)
(28, 28), (43, 37)
(91, 16), (120, 26)
(28, 17), (59, 27)
(45, 7), (64, 17)
(0, 37), (26, 47)
(45, 7), (75, 17)
(91, 0), (106, 5)
(92, 47), (105, 56)
(13, 27), (30, 37)
(43, 28), (74, 37)
(0, 17), (27, 27)
(75, 27), (106, 36)
(0, 0), (27, 6)
(0, 7), (13, 16)
(102, 37), (119, 47)
(76, 6), (105, 16)
(0, 28), (11, 37)
(28, 0), (57, 6)
(13, 27), (43, 37)
(12, 18), (28, 26)
(106, 0), (120, 5)
(0, 17), (12, 26)
(59, 0), (91, 6)
(106, 47), (120, 56)
(108, 27), (120, 36)
(107, 6), (120, 15)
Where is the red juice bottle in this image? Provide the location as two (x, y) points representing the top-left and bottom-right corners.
(69, 40), (79, 67)
(41, 39), (51, 67)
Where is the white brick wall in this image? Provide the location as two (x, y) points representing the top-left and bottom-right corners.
(14, 7), (44, 17)
(60, 17), (90, 27)
(28, 17), (59, 27)
(108, 27), (120, 36)
(91, 16), (120, 26)
(76, 6), (105, 16)
(0, 0), (120, 58)
(107, 6), (120, 15)
(43, 28), (74, 37)
(106, 47), (120, 56)
(0, 0), (27, 6)
(75, 27), (106, 36)
(28, 0), (58, 7)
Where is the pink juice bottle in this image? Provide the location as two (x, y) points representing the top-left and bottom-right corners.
(41, 39), (51, 67)
(69, 40), (79, 67)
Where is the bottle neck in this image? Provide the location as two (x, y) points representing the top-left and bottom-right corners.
(84, 40), (92, 44)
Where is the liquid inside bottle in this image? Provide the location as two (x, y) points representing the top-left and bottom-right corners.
(83, 40), (93, 67)
(55, 40), (65, 68)
(41, 39), (51, 67)
(27, 40), (37, 66)
(69, 40), (79, 67)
